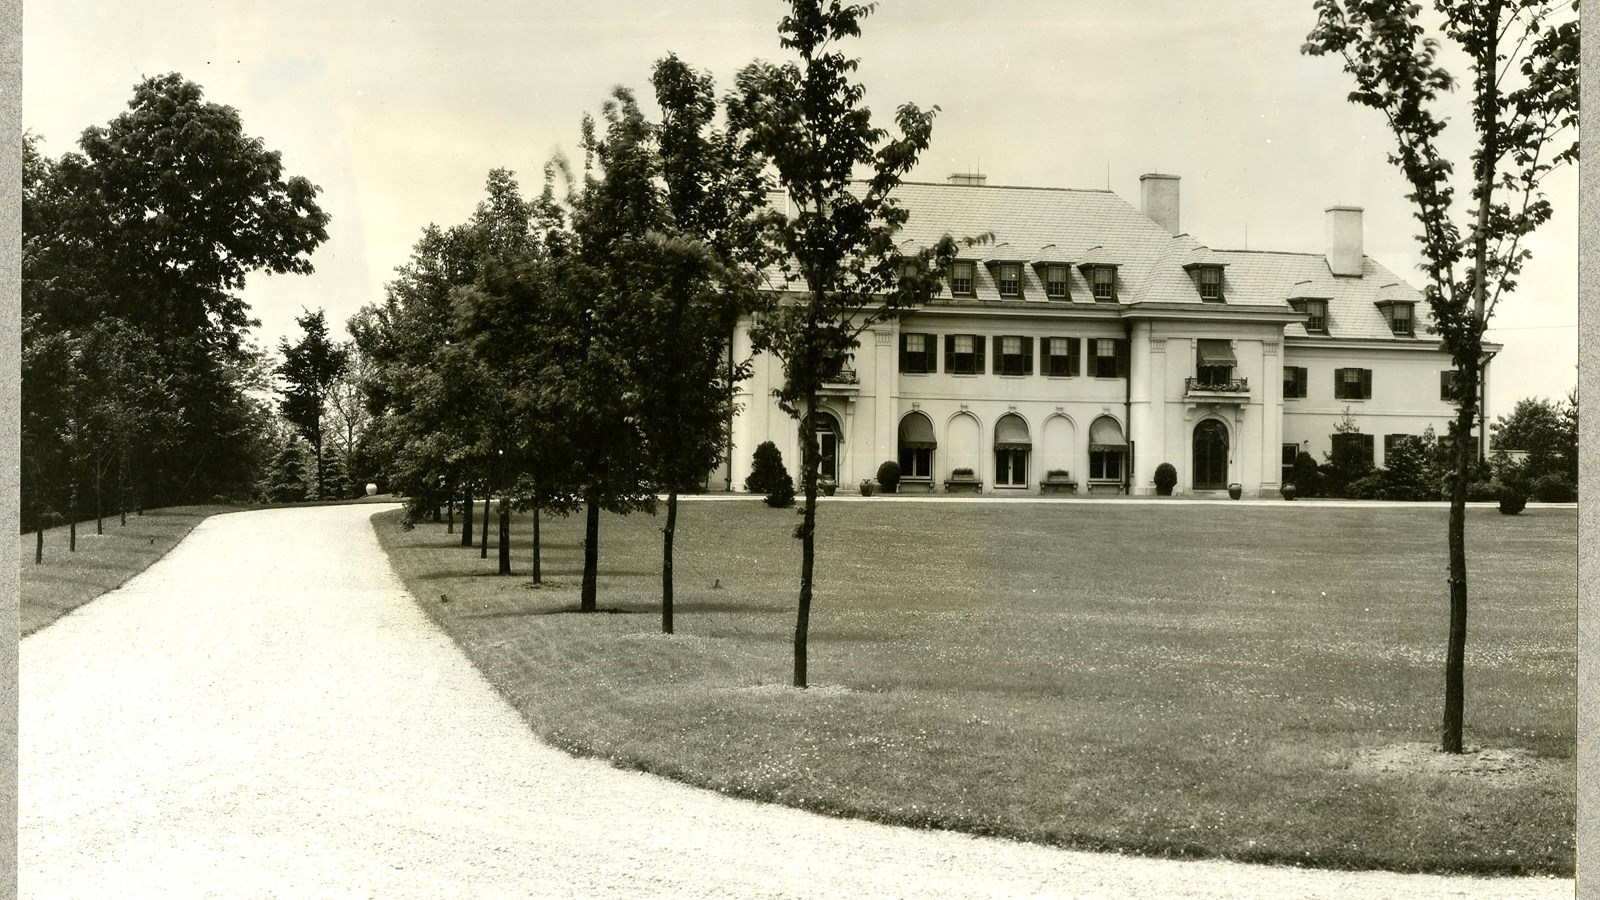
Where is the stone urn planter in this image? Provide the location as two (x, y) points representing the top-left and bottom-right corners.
(1281, 483), (1297, 501)
(820, 479), (837, 497)
(1227, 482), (1243, 500)
(365, 482), (378, 497)
(859, 480), (876, 497)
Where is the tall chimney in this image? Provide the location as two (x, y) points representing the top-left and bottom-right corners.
(947, 172), (987, 186)
(1139, 173), (1180, 235)
(1325, 206), (1364, 277)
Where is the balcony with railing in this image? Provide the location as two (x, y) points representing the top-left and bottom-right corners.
(1185, 376), (1249, 400)
(820, 367), (860, 395)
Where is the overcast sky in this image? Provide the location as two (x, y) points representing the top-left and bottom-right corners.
(24, 0), (1579, 413)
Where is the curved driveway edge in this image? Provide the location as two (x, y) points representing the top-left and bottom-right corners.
(20, 505), (1573, 898)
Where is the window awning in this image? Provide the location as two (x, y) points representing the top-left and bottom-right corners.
(994, 415), (1031, 450)
(898, 414), (937, 449)
(1197, 340), (1237, 367)
(1089, 416), (1126, 451)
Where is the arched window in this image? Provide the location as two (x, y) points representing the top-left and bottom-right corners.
(1088, 416), (1126, 485)
(898, 413), (936, 480)
(994, 414), (1031, 488)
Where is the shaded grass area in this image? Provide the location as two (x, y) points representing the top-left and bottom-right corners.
(374, 500), (1575, 876)
(20, 506), (242, 635)
(19, 494), (398, 636)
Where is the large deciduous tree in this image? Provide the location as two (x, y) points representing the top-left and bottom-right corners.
(1304, 0), (1577, 752)
(728, 0), (952, 687)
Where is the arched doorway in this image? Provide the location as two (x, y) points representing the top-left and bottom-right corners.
(993, 414), (1031, 488)
(811, 411), (842, 481)
(1193, 419), (1229, 490)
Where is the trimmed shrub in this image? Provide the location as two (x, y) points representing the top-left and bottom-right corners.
(1498, 483), (1528, 515)
(1153, 462), (1177, 495)
(1291, 452), (1324, 498)
(745, 441), (796, 507)
(876, 460), (902, 493)
(1464, 480), (1500, 502)
(1530, 473), (1576, 503)
(1347, 473), (1385, 500)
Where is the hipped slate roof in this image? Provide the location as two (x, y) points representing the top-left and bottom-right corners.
(763, 181), (1432, 342)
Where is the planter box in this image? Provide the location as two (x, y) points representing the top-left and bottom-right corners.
(1086, 482), (1122, 496)
(943, 478), (982, 494)
(898, 480), (934, 494)
(1041, 480), (1078, 495)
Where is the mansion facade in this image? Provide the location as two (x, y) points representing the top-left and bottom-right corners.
(725, 174), (1486, 497)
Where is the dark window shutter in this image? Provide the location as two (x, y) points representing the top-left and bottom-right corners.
(1360, 433), (1375, 467)
(944, 335), (954, 373)
(1298, 367), (1308, 397)
(975, 335), (986, 372)
(991, 336), (1001, 374)
(898, 333), (909, 372)
(1115, 339), (1131, 378)
(1440, 370), (1453, 401)
(1022, 337), (1034, 375)
(1070, 337), (1081, 376)
(1360, 369), (1373, 399)
(926, 335), (938, 373)
(1333, 368), (1347, 399)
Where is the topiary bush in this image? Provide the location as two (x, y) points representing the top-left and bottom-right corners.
(1153, 462), (1177, 495)
(745, 441), (796, 507)
(1498, 483), (1528, 515)
(876, 460), (902, 493)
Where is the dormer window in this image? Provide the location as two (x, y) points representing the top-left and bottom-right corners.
(1194, 266), (1223, 302)
(997, 263), (1021, 298)
(950, 261), (975, 297)
(1077, 264), (1117, 302)
(1289, 298), (1329, 335)
(1378, 300), (1414, 336)
(1044, 265), (1069, 299)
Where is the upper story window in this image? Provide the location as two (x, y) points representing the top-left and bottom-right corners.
(945, 333), (984, 375)
(899, 332), (936, 374)
(997, 264), (1022, 298)
(1378, 300), (1414, 336)
(1044, 265), (1070, 299)
(1283, 366), (1308, 399)
(1290, 298), (1329, 335)
(1334, 367), (1372, 400)
(1440, 370), (1459, 402)
(1195, 339), (1236, 386)
(994, 335), (1033, 376)
(950, 261), (976, 297)
(1045, 337), (1079, 376)
(1091, 338), (1129, 378)
(1194, 266), (1224, 302)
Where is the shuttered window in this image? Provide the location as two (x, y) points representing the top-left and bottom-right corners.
(1092, 338), (1129, 378)
(1283, 366), (1308, 399)
(945, 334), (984, 374)
(1331, 432), (1375, 469)
(1334, 367), (1372, 400)
(899, 333), (937, 374)
(1046, 337), (1079, 376)
(995, 335), (1033, 376)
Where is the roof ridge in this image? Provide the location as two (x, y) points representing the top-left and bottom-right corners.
(894, 180), (1116, 194)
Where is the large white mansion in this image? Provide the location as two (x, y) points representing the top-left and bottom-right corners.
(724, 174), (1486, 497)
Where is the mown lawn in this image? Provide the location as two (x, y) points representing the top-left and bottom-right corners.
(374, 499), (1575, 876)
(19, 505), (243, 636)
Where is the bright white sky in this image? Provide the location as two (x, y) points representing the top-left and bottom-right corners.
(24, 0), (1578, 413)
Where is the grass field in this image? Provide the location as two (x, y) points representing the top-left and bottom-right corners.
(375, 499), (1575, 876)
(19, 505), (243, 636)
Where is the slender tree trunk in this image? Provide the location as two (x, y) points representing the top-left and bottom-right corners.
(497, 495), (511, 575)
(1443, 2), (1501, 756)
(794, 390), (819, 688)
(531, 504), (542, 585)
(461, 484), (474, 547)
(479, 492), (490, 559)
(447, 495), (455, 534)
(662, 489), (678, 634)
(69, 480), (77, 553)
(581, 494), (600, 612)
(95, 464), (104, 535)
(119, 449), (128, 527)
(34, 500), (43, 564)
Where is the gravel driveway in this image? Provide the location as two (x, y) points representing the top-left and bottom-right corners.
(20, 505), (1573, 899)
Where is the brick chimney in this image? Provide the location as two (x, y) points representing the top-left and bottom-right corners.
(1325, 206), (1364, 277)
(1139, 174), (1180, 235)
(947, 172), (987, 186)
